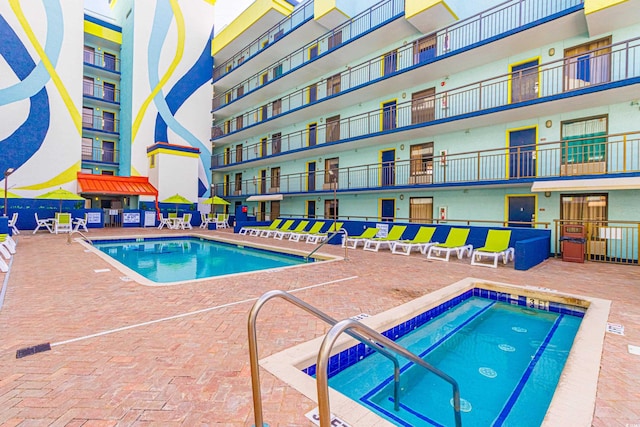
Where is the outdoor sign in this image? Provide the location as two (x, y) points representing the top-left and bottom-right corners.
(122, 212), (140, 224)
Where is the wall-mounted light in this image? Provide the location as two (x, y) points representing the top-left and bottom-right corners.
(544, 191), (551, 198)
(545, 120), (552, 128)
(400, 144), (405, 150)
(401, 92), (406, 99)
(399, 194), (404, 200)
(548, 47), (555, 57)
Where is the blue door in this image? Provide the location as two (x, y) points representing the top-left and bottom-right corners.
(511, 59), (539, 103)
(381, 199), (395, 222)
(381, 149), (395, 186)
(307, 200), (316, 219)
(382, 101), (396, 131)
(508, 196), (535, 228)
(307, 162), (316, 191)
(308, 123), (317, 146)
(509, 128), (536, 178)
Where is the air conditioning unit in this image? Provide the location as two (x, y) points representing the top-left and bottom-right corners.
(234, 190), (242, 196)
(560, 161), (606, 176)
(408, 174), (432, 184)
(322, 183), (337, 190)
(268, 187), (280, 193)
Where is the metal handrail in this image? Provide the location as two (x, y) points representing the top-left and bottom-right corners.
(317, 318), (462, 427)
(67, 230), (93, 245)
(248, 290), (403, 427)
(305, 229), (344, 260)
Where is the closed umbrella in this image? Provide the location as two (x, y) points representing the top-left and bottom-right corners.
(36, 188), (86, 212)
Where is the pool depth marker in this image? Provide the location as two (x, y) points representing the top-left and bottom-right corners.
(15, 275), (358, 358)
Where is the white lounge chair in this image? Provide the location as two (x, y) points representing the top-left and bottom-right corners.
(363, 225), (407, 252)
(342, 227), (378, 249)
(391, 226), (438, 255)
(73, 213), (88, 232)
(426, 228), (473, 262)
(54, 213), (73, 234)
(8, 212), (19, 234)
(33, 213), (54, 234)
(470, 229), (514, 268)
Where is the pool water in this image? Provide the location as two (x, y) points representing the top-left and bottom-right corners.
(93, 237), (312, 283)
(307, 294), (582, 426)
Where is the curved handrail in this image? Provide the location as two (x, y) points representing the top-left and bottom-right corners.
(248, 290), (402, 427)
(317, 318), (462, 427)
(67, 230), (93, 245)
(305, 229), (344, 260)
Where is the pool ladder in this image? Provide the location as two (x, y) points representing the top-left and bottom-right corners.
(305, 229), (348, 261)
(248, 290), (462, 427)
(67, 230), (93, 245)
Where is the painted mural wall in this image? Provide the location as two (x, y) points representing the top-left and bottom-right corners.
(0, 0), (84, 196)
(113, 0), (215, 199)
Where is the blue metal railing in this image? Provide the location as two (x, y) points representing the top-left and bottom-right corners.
(211, 36), (640, 167)
(83, 82), (120, 103)
(83, 50), (120, 73)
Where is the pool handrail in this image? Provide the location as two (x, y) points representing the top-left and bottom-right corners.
(248, 289), (403, 427)
(304, 228), (345, 260)
(317, 318), (463, 427)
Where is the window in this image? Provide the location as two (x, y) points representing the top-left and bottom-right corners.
(324, 199), (338, 221)
(561, 115), (607, 168)
(328, 30), (342, 50)
(224, 120), (230, 134)
(326, 73), (341, 96)
(309, 44), (318, 59)
(326, 115), (340, 142)
(234, 173), (242, 194)
(83, 77), (94, 96)
(224, 174), (230, 196)
(103, 52), (116, 71)
(272, 99), (282, 116)
(413, 34), (436, 64)
(237, 56), (244, 66)
(261, 72), (268, 85)
(236, 115), (243, 130)
(409, 197), (433, 223)
(102, 111), (115, 132)
(235, 144), (243, 163)
(410, 142), (434, 184)
(272, 132), (282, 154)
(564, 37), (611, 91)
(103, 82), (116, 102)
(324, 157), (339, 185)
(83, 46), (95, 64)
(83, 107), (94, 127)
(82, 138), (93, 160)
(225, 92), (231, 104)
(102, 141), (115, 162)
(224, 147), (231, 165)
(273, 63), (283, 79)
(561, 194), (607, 222)
(411, 88), (436, 124)
(270, 167), (280, 190)
(236, 85), (244, 98)
(383, 50), (397, 75)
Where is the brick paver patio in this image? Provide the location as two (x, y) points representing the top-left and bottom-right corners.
(0, 228), (638, 426)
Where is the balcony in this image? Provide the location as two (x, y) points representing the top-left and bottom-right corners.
(212, 0), (315, 83)
(211, 0), (584, 121)
(212, 131), (640, 196)
(82, 114), (119, 134)
(211, 36), (640, 169)
(211, 0), (407, 112)
(82, 146), (119, 164)
(83, 82), (120, 104)
(83, 51), (120, 74)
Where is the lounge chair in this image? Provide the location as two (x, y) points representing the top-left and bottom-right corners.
(73, 213), (88, 232)
(0, 243), (9, 272)
(239, 219), (282, 236)
(0, 234), (16, 254)
(288, 221), (324, 242)
(8, 212), (19, 235)
(33, 213), (54, 234)
(158, 213), (174, 230)
(363, 225), (407, 252)
(471, 229), (514, 268)
(426, 228), (473, 262)
(176, 213), (192, 230)
(274, 220), (308, 240)
(306, 222), (343, 244)
(215, 214), (229, 229)
(391, 226), (438, 255)
(261, 219), (294, 238)
(342, 227), (378, 249)
(54, 213), (73, 234)
(199, 213), (213, 229)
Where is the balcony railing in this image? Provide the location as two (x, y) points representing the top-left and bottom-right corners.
(83, 82), (120, 103)
(211, 0), (404, 110)
(82, 147), (119, 164)
(82, 114), (119, 133)
(212, 131), (640, 196)
(83, 51), (120, 73)
(212, 0), (315, 82)
(211, 0), (583, 113)
(211, 36), (640, 167)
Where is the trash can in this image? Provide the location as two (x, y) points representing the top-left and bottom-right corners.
(560, 224), (586, 263)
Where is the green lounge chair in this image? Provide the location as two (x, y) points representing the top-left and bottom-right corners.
(289, 221), (325, 242)
(342, 227), (378, 249)
(391, 226), (438, 255)
(306, 222), (343, 244)
(54, 213), (73, 234)
(426, 228), (473, 261)
(471, 229), (514, 268)
(363, 225), (407, 252)
(239, 219), (282, 236)
(274, 220), (309, 240)
(260, 219), (294, 238)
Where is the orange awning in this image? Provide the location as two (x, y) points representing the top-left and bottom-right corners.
(77, 173), (158, 196)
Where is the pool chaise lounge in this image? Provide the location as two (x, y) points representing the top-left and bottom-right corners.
(471, 229), (514, 268)
(239, 219), (282, 236)
(288, 221), (325, 242)
(342, 227), (378, 249)
(391, 226), (438, 255)
(306, 222), (343, 244)
(362, 225), (407, 252)
(426, 228), (473, 261)
(274, 220), (308, 240)
(261, 219), (294, 238)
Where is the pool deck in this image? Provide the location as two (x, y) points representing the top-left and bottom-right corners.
(0, 227), (638, 426)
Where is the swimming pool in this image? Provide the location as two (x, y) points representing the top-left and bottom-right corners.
(261, 279), (611, 427)
(89, 236), (322, 284)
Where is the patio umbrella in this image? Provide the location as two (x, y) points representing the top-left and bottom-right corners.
(36, 188), (86, 212)
(202, 195), (230, 213)
(161, 193), (194, 213)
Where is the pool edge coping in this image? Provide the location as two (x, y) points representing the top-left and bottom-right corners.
(259, 277), (611, 427)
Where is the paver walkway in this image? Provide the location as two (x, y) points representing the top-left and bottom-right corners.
(0, 228), (638, 426)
